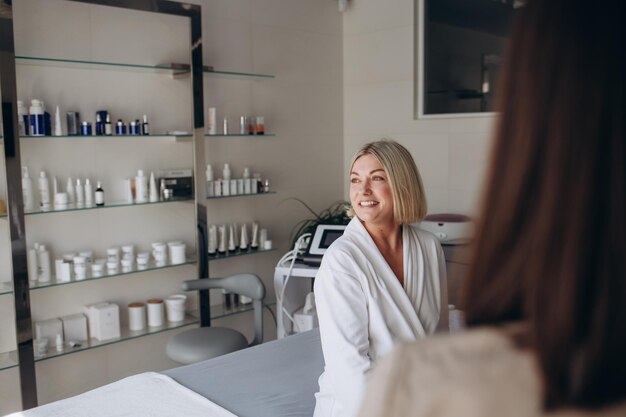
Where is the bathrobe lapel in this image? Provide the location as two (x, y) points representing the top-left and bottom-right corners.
(350, 219), (426, 338)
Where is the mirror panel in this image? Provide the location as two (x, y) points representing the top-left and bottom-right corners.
(417, 0), (521, 118)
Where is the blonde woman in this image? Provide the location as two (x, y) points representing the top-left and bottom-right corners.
(313, 140), (448, 417)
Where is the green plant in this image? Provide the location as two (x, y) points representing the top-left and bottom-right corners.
(285, 198), (351, 249)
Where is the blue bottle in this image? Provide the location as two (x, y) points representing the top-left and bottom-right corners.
(29, 99), (45, 136)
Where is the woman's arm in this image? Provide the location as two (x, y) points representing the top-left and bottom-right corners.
(314, 260), (371, 416)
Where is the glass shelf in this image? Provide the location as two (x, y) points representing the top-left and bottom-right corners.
(33, 314), (199, 363)
(209, 247), (276, 261)
(16, 299), (276, 365)
(168, 63), (275, 80)
(15, 55), (185, 75)
(207, 191), (276, 200)
(0, 281), (13, 296)
(208, 298), (276, 321)
(30, 258), (196, 291)
(0, 351), (18, 371)
(204, 68), (275, 79)
(205, 133), (275, 138)
(0, 197), (193, 219)
(20, 133), (192, 140)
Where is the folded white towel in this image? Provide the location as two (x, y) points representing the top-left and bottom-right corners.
(6, 372), (237, 417)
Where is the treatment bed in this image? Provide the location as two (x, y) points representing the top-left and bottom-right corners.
(7, 329), (324, 417)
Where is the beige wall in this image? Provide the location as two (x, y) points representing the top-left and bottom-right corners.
(343, 0), (495, 216)
(0, 0), (343, 413)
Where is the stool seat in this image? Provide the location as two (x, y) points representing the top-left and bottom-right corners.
(167, 327), (249, 364)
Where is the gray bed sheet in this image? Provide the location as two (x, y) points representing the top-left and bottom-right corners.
(163, 329), (324, 417)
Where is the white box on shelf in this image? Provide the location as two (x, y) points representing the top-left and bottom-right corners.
(35, 318), (63, 348)
(60, 313), (88, 341)
(85, 302), (120, 341)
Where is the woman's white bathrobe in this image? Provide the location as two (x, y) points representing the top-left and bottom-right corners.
(313, 217), (448, 417)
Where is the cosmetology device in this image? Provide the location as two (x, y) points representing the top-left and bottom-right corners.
(300, 224), (347, 266)
(419, 213), (474, 245)
(158, 169), (193, 198)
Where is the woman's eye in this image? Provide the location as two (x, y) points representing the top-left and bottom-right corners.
(372, 176), (385, 181)
(350, 177), (359, 183)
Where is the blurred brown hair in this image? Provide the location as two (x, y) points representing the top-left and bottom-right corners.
(462, 0), (625, 411)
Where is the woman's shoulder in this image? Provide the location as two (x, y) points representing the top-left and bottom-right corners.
(361, 327), (626, 417)
(361, 327), (542, 417)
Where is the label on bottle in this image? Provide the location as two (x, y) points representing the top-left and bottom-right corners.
(95, 190), (105, 205)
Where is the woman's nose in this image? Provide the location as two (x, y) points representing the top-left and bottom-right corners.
(359, 180), (372, 194)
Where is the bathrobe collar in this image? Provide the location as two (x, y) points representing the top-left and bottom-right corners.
(348, 217), (427, 337)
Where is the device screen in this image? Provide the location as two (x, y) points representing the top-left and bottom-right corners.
(320, 230), (343, 249)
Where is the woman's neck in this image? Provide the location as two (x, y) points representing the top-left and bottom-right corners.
(362, 220), (402, 252)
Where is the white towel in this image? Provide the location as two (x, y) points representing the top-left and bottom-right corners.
(6, 372), (237, 417)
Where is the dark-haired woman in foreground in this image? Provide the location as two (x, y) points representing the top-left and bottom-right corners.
(358, 0), (626, 415)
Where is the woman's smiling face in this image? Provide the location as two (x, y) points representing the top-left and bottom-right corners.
(350, 154), (395, 227)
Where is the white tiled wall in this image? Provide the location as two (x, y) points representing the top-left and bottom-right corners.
(343, 0), (495, 216)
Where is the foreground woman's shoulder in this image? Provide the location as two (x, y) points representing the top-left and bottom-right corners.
(360, 327), (541, 417)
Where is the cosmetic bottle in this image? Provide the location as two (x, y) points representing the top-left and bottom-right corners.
(95, 181), (105, 206)
(115, 119), (125, 135)
(22, 167), (35, 211)
(135, 170), (148, 203)
(66, 112), (80, 136)
(247, 117), (255, 135)
(255, 116), (265, 135)
(149, 172), (158, 202)
(142, 114), (150, 135)
(37, 244), (51, 282)
(223, 118), (229, 135)
(208, 225), (217, 255)
(27, 245), (38, 282)
(218, 225), (227, 254)
(123, 178), (133, 203)
(80, 121), (92, 136)
(84, 179), (94, 207)
(52, 176), (58, 196)
(214, 179), (222, 197)
(55, 334), (64, 352)
(104, 114), (112, 135)
(159, 178), (166, 200)
(129, 120), (139, 135)
(232, 223), (240, 249)
(43, 104), (52, 136)
(38, 171), (51, 211)
(206, 164), (214, 197)
(243, 167), (252, 194)
(222, 164), (231, 196)
(208, 107), (217, 135)
(251, 173), (259, 193)
(240, 224), (249, 250)
(66, 177), (75, 205)
(54, 106), (63, 136)
(17, 100), (28, 136)
(228, 224), (236, 251)
(54, 192), (68, 210)
(29, 99), (45, 136)
(95, 113), (103, 135)
(251, 222), (259, 250)
(222, 289), (232, 308)
(264, 179), (270, 193)
(75, 179), (84, 207)
(239, 116), (247, 135)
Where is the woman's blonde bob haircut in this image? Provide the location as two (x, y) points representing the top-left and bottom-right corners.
(349, 139), (427, 224)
